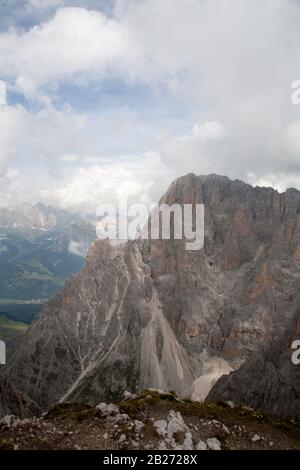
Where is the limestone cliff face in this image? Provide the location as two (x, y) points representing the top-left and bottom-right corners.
(4, 174), (300, 417)
(0, 376), (39, 419)
(0, 377), (24, 418)
(206, 311), (300, 420)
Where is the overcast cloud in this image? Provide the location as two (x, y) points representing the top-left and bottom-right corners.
(0, 0), (300, 211)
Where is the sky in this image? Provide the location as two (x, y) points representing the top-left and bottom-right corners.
(1, 0), (300, 212)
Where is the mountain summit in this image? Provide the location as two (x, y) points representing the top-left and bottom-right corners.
(4, 174), (300, 419)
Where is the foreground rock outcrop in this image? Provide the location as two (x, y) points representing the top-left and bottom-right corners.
(1, 391), (299, 450)
(3, 174), (300, 418)
(0, 377), (24, 419)
(0, 377), (39, 419)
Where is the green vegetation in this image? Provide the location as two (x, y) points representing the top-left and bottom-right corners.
(0, 314), (28, 339)
(0, 299), (45, 305)
(0, 303), (43, 324)
(117, 389), (300, 433)
(46, 402), (95, 422)
(0, 227), (88, 302)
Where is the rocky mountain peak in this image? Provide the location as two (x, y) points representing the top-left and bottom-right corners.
(2, 174), (300, 419)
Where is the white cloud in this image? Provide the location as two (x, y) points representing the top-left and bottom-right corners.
(284, 121), (300, 161)
(27, 0), (64, 9)
(0, 102), (87, 173)
(0, 168), (21, 207)
(116, 0), (300, 188)
(0, 100), (148, 173)
(60, 154), (80, 162)
(1, 0), (300, 209)
(247, 172), (300, 193)
(0, 92), (168, 210)
(68, 240), (88, 257)
(0, 7), (133, 91)
(0, 104), (28, 170)
(43, 154), (167, 212)
(0, 80), (6, 105)
(192, 122), (224, 141)
(5, 168), (19, 181)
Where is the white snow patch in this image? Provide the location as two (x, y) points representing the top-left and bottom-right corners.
(190, 357), (233, 402)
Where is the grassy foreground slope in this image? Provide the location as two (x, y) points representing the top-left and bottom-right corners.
(0, 314), (27, 339)
(0, 390), (299, 450)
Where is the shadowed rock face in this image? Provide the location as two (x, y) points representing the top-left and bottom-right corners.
(207, 313), (300, 420)
(0, 376), (39, 419)
(3, 174), (300, 417)
(207, 349), (300, 420)
(0, 377), (24, 418)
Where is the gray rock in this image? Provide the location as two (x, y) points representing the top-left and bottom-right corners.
(0, 415), (15, 427)
(119, 434), (126, 443)
(96, 403), (119, 417)
(207, 437), (221, 450)
(3, 174), (300, 420)
(154, 419), (168, 437)
(196, 440), (207, 450)
(0, 376), (39, 419)
(207, 320), (300, 420)
(133, 420), (144, 433)
(123, 391), (138, 401)
(183, 432), (193, 450)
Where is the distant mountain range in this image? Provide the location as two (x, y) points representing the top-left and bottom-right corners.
(0, 203), (96, 313)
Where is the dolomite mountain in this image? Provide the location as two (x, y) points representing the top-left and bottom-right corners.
(3, 174), (300, 419)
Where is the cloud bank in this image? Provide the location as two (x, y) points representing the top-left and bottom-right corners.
(0, 0), (300, 211)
